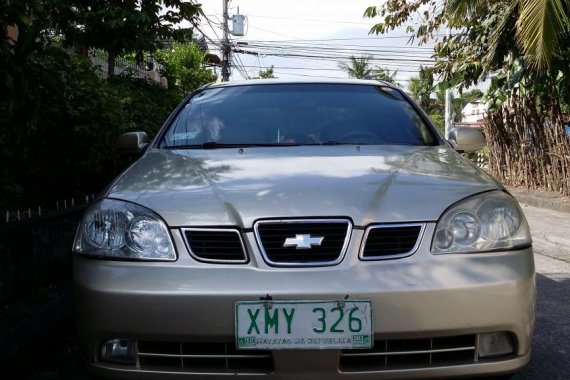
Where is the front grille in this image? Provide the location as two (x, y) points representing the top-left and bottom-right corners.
(182, 228), (247, 263)
(137, 341), (273, 374)
(360, 224), (424, 260)
(340, 335), (476, 372)
(254, 219), (352, 266)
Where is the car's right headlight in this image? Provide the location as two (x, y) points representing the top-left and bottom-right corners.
(73, 199), (176, 261)
(432, 191), (531, 254)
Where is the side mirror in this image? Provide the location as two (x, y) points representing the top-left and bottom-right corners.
(448, 127), (486, 153)
(116, 132), (148, 155)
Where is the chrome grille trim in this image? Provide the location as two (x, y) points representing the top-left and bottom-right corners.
(136, 341), (274, 374)
(254, 218), (352, 267)
(341, 346), (476, 357)
(339, 334), (477, 372)
(181, 228), (248, 264)
(138, 353), (272, 359)
(359, 223), (426, 261)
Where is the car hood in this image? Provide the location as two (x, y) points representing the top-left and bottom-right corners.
(107, 146), (500, 227)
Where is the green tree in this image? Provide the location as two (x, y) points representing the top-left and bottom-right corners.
(407, 67), (434, 109)
(364, 0), (570, 195)
(257, 65), (276, 79)
(1, 49), (182, 208)
(372, 67), (399, 85)
(338, 55), (400, 86)
(338, 55), (374, 79)
(446, 0), (570, 71)
(155, 42), (217, 95)
(46, 0), (202, 76)
(1, 0), (45, 109)
(460, 89), (484, 104)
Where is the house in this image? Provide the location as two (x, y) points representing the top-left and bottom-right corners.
(460, 101), (488, 126)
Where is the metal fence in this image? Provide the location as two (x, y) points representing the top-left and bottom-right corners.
(88, 48), (163, 81)
(0, 208), (84, 303)
(89, 49), (148, 79)
(2, 194), (93, 225)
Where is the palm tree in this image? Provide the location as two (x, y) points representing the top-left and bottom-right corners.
(407, 67), (433, 109)
(372, 67), (399, 86)
(338, 55), (374, 79)
(446, 0), (570, 71)
(338, 55), (400, 86)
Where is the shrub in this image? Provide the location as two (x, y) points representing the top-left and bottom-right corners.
(0, 48), (183, 209)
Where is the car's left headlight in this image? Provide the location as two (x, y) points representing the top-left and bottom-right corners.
(73, 199), (176, 261)
(432, 191), (531, 254)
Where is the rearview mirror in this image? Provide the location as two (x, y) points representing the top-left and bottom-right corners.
(116, 132), (148, 155)
(448, 127), (486, 153)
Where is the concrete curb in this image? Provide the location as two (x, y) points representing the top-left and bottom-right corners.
(509, 188), (570, 214)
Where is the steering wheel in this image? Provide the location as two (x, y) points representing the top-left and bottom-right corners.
(337, 130), (380, 143)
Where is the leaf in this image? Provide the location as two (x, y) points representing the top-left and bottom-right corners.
(363, 6), (377, 18)
(505, 67), (525, 90)
(516, 0), (570, 71)
(435, 81), (452, 92)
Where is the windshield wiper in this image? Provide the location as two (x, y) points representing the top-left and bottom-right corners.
(163, 142), (300, 149)
(303, 141), (365, 146)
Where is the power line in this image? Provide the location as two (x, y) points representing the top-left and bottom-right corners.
(238, 36), (443, 43)
(200, 11), (222, 42)
(237, 65), (421, 73)
(234, 49), (434, 64)
(246, 14), (376, 26)
(242, 43), (433, 54)
(271, 71), (415, 82)
(233, 54), (251, 80)
(240, 48), (433, 61)
(247, 25), (305, 40)
(243, 42), (434, 50)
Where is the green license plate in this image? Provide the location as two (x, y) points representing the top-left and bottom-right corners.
(235, 300), (373, 350)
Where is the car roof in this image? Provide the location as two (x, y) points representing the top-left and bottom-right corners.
(202, 78), (397, 90)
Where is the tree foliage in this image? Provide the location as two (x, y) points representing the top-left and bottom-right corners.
(155, 42), (217, 95)
(365, 0), (570, 72)
(338, 55), (399, 85)
(372, 67), (399, 86)
(407, 66), (433, 109)
(45, 0), (202, 75)
(338, 55), (374, 79)
(0, 48), (182, 208)
(365, 0), (570, 194)
(257, 65), (276, 79)
(1, 0), (222, 208)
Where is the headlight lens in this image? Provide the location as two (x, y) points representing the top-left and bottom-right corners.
(432, 191), (531, 254)
(73, 199), (176, 260)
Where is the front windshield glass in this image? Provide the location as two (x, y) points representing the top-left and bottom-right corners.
(159, 83), (438, 148)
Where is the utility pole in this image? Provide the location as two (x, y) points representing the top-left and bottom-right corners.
(444, 27), (453, 138)
(221, 0), (231, 82)
(445, 84), (453, 138)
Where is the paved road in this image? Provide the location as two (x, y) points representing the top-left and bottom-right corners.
(512, 205), (570, 380)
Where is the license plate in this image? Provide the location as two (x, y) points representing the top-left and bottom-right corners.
(235, 300), (373, 350)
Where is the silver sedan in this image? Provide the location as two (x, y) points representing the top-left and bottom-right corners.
(73, 80), (534, 379)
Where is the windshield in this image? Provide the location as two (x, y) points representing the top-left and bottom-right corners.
(159, 83), (438, 148)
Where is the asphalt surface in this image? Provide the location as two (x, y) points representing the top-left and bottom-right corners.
(2, 204), (569, 379)
(510, 205), (570, 380)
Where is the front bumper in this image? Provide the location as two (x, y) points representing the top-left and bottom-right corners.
(73, 226), (535, 379)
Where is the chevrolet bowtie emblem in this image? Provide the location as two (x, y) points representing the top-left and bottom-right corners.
(283, 234), (324, 249)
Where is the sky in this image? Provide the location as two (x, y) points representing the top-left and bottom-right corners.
(194, 0), (437, 88)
